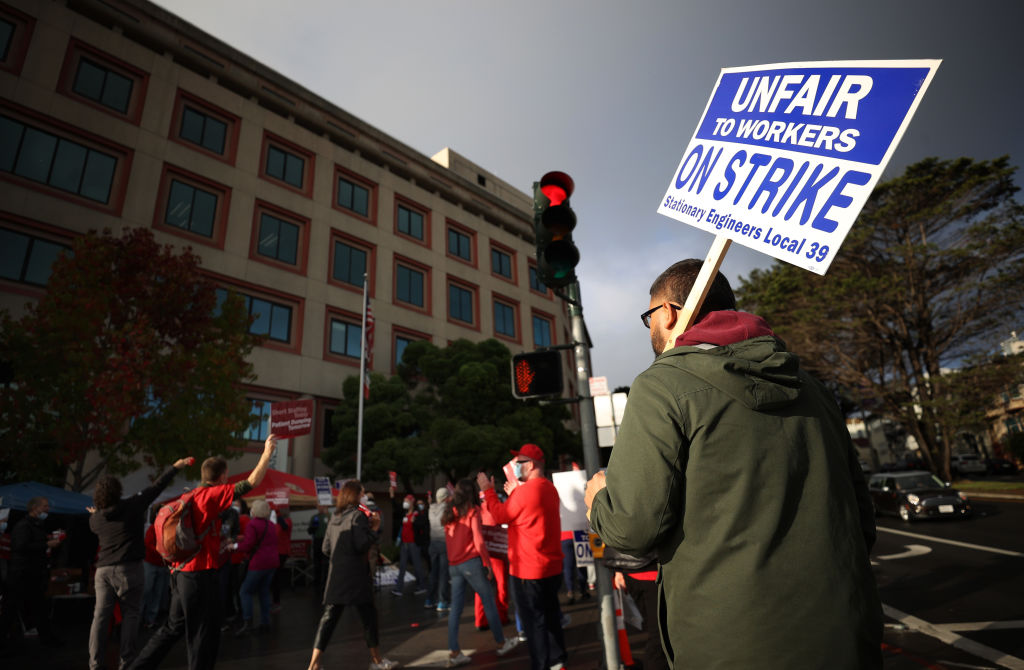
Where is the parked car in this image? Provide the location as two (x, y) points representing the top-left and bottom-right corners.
(950, 453), (986, 477)
(867, 471), (972, 522)
(985, 457), (1020, 475)
(878, 457), (928, 472)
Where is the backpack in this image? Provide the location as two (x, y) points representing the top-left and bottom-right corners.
(154, 491), (212, 570)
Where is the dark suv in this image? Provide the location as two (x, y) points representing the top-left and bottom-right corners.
(867, 471), (972, 522)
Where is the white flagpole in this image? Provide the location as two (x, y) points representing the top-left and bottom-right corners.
(356, 273), (368, 481)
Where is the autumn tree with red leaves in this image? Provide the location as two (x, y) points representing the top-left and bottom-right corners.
(0, 228), (257, 491)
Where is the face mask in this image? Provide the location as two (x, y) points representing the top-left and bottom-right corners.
(231, 504), (241, 513)
(37, 512), (49, 521)
(402, 501), (410, 510)
(417, 503), (425, 511)
(513, 461), (524, 481)
(360, 496), (369, 506)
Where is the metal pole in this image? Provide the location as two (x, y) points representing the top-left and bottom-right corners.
(356, 274), (368, 481)
(567, 280), (622, 670)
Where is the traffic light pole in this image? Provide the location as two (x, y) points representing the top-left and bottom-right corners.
(566, 280), (622, 670)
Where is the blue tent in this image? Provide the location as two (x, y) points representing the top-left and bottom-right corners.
(0, 481), (93, 515)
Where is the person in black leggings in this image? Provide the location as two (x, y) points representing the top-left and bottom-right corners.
(306, 481), (398, 670)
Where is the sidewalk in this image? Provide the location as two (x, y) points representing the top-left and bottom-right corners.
(17, 576), (1013, 670)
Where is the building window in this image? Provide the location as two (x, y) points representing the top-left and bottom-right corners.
(491, 248), (511, 278)
(328, 230), (374, 295)
(395, 335), (413, 366)
(395, 262), (426, 309)
(154, 165), (229, 248)
(0, 4), (34, 76)
(448, 279), (477, 327)
(166, 179), (217, 238)
(329, 316), (362, 359)
(533, 314), (554, 347)
(216, 287), (293, 344)
(333, 240), (367, 287)
(529, 265), (550, 295)
(180, 105), (225, 154)
(0, 226), (71, 287)
(257, 213), (299, 264)
(169, 91), (239, 164)
(333, 166), (376, 224)
(260, 132), (314, 196)
(397, 204), (424, 241)
(242, 398), (272, 442)
(73, 57), (134, 114)
(1, 113), (122, 206)
(490, 243), (516, 283)
(392, 326), (430, 371)
(0, 18), (13, 62)
(493, 298), (518, 340)
(1007, 416), (1023, 435)
(337, 176), (369, 216)
(250, 202), (307, 273)
(58, 39), (148, 124)
(446, 221), (475, 265)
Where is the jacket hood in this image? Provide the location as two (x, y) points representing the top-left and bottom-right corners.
(663, 311), (802, 411)
(329, 506), (356, 526)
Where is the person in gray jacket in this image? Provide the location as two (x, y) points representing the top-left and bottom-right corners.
(88, 457), (192, 670)
(425, 487), (451, 611)
(585, 259), (882, 669)
(307, 480), (398, 670)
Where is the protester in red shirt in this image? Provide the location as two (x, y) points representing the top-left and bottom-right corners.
(129, 434), (278, 670)
(441, 479), (518, 666)
(391, 494), (427, 597)
(478, 443), (566, 670)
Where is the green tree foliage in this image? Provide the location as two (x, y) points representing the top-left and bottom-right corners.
(0, 228), (257, 490)
(324, 338), (580, 489)
(737, 157), (1024, 480)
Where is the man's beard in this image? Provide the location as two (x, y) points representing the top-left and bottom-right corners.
(651, 328), (667, 357)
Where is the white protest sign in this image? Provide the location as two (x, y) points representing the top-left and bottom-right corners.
(552, 470), (588, 533)
(658, 60), (940, 275)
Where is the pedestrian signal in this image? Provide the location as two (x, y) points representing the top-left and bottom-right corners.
(511, 350), (564, 399)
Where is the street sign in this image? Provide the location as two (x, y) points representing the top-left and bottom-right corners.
(658, 59), (940, 275)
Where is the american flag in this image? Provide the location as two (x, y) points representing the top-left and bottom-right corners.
(363, 290), (374, 399)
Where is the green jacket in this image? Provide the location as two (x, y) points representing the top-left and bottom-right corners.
(589, 335), (881, 669)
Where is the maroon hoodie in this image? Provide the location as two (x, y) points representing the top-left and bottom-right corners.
(675, 310), (775, 348)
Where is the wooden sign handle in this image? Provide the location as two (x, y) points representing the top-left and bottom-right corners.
(678, 235), (732, 332)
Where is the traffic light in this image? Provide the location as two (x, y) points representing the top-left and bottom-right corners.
(533, 171), (579, 289)
(511, 350), (564, 399)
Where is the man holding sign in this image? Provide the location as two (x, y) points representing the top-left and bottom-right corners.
(585, 261), (880, 669)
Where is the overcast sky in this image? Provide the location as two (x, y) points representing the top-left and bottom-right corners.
(154, 0), (1024, 390)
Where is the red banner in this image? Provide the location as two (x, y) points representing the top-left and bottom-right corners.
(270, 399), (314, 438)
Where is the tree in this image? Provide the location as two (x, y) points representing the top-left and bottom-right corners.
(323, 338), (580, 489)
(737, 157), (1024, 480)
(0, 228), (257, 490)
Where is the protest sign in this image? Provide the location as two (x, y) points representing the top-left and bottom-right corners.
(658, 59), (939, 276)
(573, 529), (595, 567)
(269, 399), (314, 438)
(266, 488), (289, 507)
(314, 476), (334, 507)
(553, 470), (588, 532)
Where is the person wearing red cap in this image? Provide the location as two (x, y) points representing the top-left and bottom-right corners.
(477, 443), (566, 670)
(392, 494), (427, 596)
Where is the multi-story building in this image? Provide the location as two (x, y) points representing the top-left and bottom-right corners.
(0, 0), (573, 481)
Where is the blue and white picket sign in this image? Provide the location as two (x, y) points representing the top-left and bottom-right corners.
(658, 59), (940, 275)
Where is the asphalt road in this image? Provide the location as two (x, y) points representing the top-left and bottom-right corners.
(873, 497), (1024, 670)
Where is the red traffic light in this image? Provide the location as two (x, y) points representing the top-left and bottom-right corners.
(511, 350), (564, 399)
(539, 171), (574, 205)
